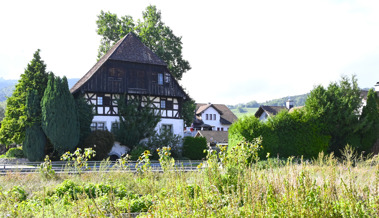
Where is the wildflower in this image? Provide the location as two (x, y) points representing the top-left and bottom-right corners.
(157, 148), (160, 152)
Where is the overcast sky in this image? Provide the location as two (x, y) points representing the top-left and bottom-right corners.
(0, 0), (378, 105)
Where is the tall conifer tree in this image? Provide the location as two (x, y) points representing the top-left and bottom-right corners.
(23, 90), (46, 161)
(0, 49), (49, 145)
(41, 75), (79, 155)
(359, 88), (379, 152)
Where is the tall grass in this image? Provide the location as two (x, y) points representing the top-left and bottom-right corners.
(1, 144), (379, 217)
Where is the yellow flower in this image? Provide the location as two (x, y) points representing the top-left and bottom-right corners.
(168, 147), (171, 151)
(157, 148), (160, 152)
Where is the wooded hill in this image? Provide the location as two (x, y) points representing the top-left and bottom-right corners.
(0, 78), (79, 102)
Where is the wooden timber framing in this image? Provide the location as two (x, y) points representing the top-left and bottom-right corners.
(70, 32), (188, 120)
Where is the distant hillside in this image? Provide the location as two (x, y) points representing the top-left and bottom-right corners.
(0, 78), (80, 102)
(228, 93), (309, 118)
(260, 93), (308, 107)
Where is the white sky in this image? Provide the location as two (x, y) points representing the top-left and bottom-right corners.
(0, 0), (378, 104)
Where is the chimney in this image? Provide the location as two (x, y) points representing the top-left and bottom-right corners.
(286, 98), (294, 110)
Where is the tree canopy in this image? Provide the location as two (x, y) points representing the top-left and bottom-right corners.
(0, 49), (49, 145)
(113, 95), (161, 149)
(96, 5), (190, 80)
(41, 75), (80, 156)
(304, 75), (362, 154)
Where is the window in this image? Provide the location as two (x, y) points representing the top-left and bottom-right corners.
(161, 100), (166, 108)
(98, 96), (103, 105)
(91, 122), (106, 131)
(165, 73), (171, 83)
(90, 123), (97, 131)
(221, 128), (224, 131)
(213, 114), (216, 120)
(161, 124), (173, 133)
(217, 127), (220, 131)
(206, 114), (208, 120)
(158, 73), (163, 85)
(111, 122), (120, 130)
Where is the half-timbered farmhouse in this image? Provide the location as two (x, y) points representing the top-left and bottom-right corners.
(70, 33), (188, 140)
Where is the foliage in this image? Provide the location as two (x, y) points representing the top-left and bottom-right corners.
(23, 90), (46, 161)
(142, 129), (182, 159)
(113, 95), (160, 150)
(41, 75), (80, 156)
(96, 5), (191, 80)
(182, 98), (196, 127)
(305, 75), (363, 155)
(229, 110), (329, 159)
(0, 101), (6, 121)
(157, 146), (175, 172)
(0, 49), (49, 145)
(359, 88), (379, 152)
(61, 148), (96, 174)
(4, 147), (24, 158)
(39, 155), (56, 180)
(3, 149), (379, 216)
(182, 137), (207, 160)
(83, 130), (114, 161)
(75, 96), (94, 147)
(130, 145), (147, 161)
(135, 150), (152, 173)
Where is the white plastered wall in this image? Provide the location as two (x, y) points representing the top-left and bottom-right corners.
(92, 115), (184, 138)
(201, 107), (230, 131)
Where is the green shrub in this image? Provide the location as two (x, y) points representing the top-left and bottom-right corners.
(83, 130), (114, 161)
(228, 110), (329, 159)
(142, 130), (182, 159)
(5, 147), (25, 158)
(130, 145), (147, 161)
(182, 137), (207, 160)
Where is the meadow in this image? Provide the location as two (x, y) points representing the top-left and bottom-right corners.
(1, 144), (379, 217)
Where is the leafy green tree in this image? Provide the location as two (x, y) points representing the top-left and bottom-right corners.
(359, 88), (379, 152)
(23, 90), (46, 161)
(113, 95), (161, 150)
(182, 98), (196, 127)
(96, 5), (191, 80)
(0, 49), (49, 145)
(305, 75), (362, 155)
(41, 75), (80, 156)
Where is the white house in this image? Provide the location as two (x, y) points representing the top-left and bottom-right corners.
(70, 33), (188, 157)
(255, 99), (296, 122)
(190, 103), (237, 132)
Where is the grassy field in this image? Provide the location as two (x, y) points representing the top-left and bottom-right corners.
(1, 145), (379, 217)
(231, 107), (258, 118)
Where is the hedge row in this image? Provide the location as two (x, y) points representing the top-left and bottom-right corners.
(229, 109), (329, 159)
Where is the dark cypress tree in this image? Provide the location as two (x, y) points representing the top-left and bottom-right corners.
(41, 75), (80, 156)
(23, 90), (46, 161)
(359, 89), (379, 152)
(75, 96), (94, 147)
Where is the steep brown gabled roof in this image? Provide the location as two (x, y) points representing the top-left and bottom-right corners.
(195, 130), (229, 144)
(255, 106), (287, 118)
(70, 32), (166, 94)
(195, 103), (238, 125)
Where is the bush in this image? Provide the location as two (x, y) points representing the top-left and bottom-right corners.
(182, 137), (207, 160)
(130, 145), (147, 161)
(142, 130), (182, 159)
(228, 110), (329, 159)
(83, 130), (114, 161)
(5, 147), (25, 158)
